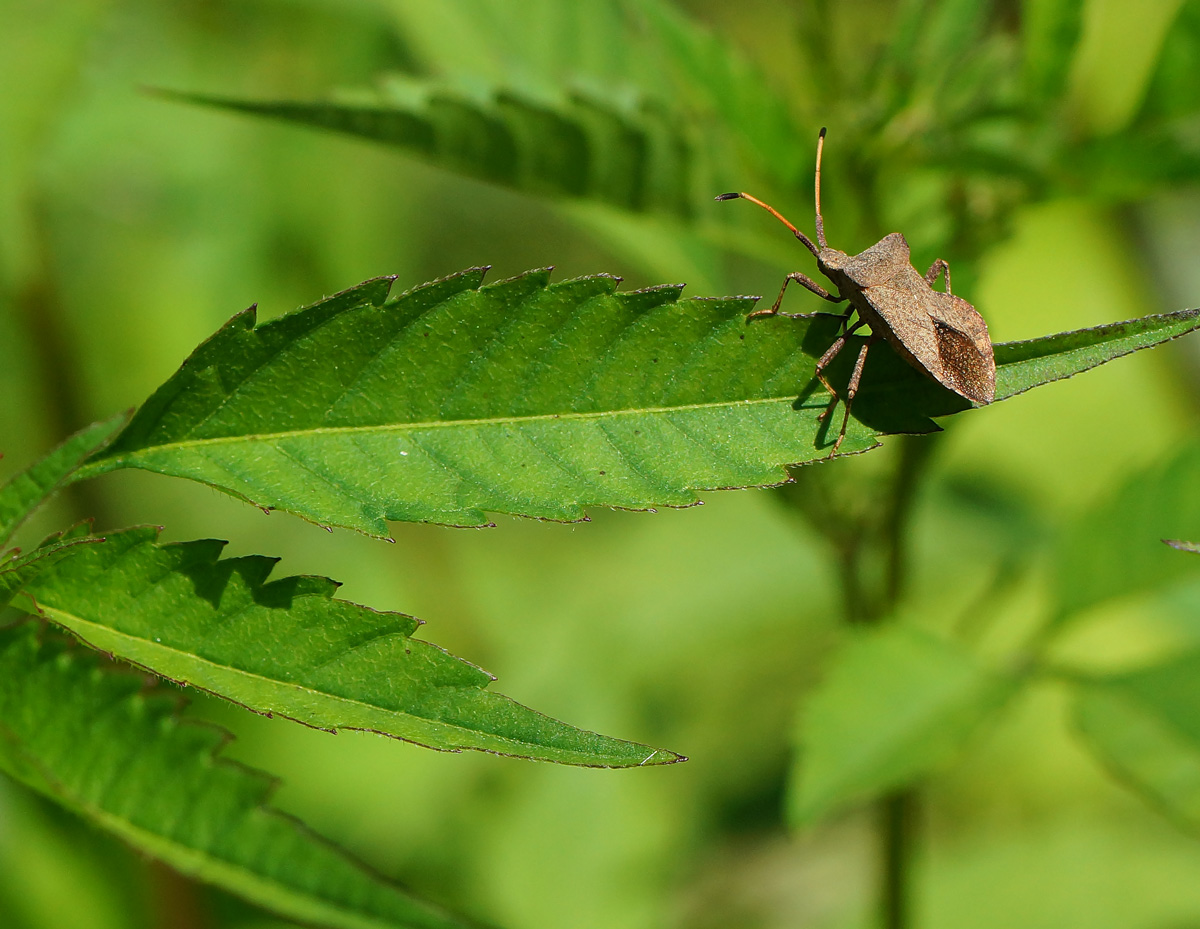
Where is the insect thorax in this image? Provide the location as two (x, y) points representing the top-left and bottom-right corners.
(818, 234), (911, 293)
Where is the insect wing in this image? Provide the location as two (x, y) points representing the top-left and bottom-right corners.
(861, 271), (996, 405)
(925, 291), (995, 404)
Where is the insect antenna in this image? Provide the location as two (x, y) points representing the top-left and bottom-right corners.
(814, 127), (828, 250)
(714, 192), (819, 256)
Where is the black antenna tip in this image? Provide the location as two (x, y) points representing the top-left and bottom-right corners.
(818, 126), (827, 138)
(714, 192), (741, 201)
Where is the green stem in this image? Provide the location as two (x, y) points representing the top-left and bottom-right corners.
(873, 435), (932, 929)
(880, 789), (917, 929)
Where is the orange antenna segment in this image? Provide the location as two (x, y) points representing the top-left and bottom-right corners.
(814, 127), (828, 249)
(714, 191), (819, 256)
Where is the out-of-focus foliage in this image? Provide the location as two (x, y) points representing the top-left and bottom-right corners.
(171, 0), (1200, 290)
(1055, 442), (1200, 622)
(7, 1), (1200, 928)
(789, 624), (1014, 827)
(1076, 648), (1200, 831)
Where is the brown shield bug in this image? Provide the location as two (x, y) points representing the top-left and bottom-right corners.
(717, 128), (995, 456)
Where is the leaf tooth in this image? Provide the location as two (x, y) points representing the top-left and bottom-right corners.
(387, 265), (489, 308)
(616, 282), (686, 313)
(261, 573), (343, 603)
(558, 270), (622, 288)
(285, 276), (397, 319)
(548, 273), (623, 299)
(479, 266), (554, 297)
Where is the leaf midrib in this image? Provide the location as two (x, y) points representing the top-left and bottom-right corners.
(96, 394), (810, 458)
(34, 603), (588, 756)
(86, 312), (1191, 471)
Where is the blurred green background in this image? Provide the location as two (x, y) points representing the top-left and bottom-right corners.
(5, 1), (1200, 927)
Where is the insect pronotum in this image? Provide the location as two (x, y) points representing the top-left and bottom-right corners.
(717, 128), (996, 456)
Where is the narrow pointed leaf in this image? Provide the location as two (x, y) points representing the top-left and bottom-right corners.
(789, 626), (1013, 827)
(1075, 651), (1200, 831)
(152, 81), (806, 274)
(156, 84), (697, 217)
(75, 270), (1200, 535)
(0, 624), (483, 929)
(16, 526), (678, 767)
(991, 308), (1200, 401)
(0, 413), (127, 546)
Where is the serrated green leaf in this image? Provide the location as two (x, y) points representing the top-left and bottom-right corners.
(155, 84), (696, 217)
(74, 271), (1200, 536)
(1074, 651), (1200, 830)
(150, 75), (805, 275)
(194, 0), (796, 201)
(1055, 442), (1200, 622)
(0, 624), (482, 929)
(74, 270), (877, 534)
(0, 414), (127, 546)
(17, 526), (677, 768)
(789, 625), (1013, 827)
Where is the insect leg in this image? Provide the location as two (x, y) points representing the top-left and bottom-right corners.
(816, 316), (864, 429)
(748, 272), (844, 321)
(924, 259), (952, 293)
(814, 336), (847, 411)
(830, 335), (876, 456)
(814, 319), (865, 421)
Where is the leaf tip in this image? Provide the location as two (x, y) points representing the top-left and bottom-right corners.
(639, 748), (688, 766)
